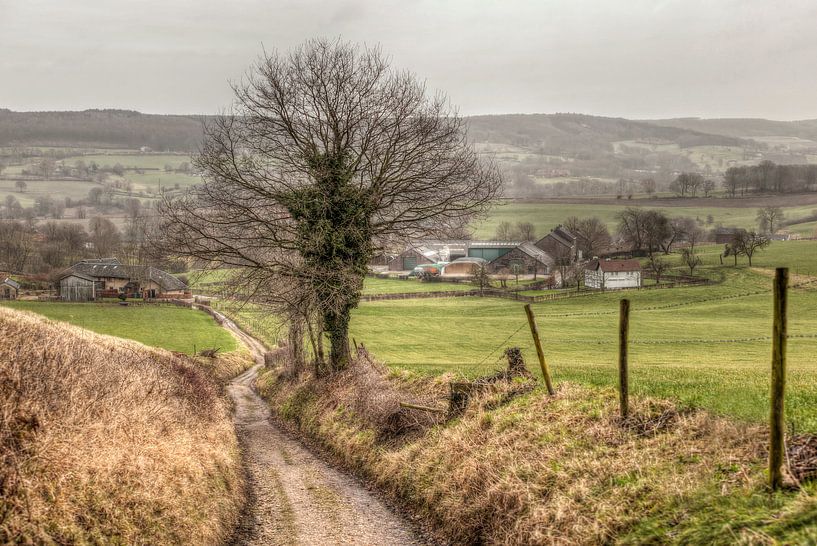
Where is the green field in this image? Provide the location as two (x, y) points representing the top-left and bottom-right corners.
(475, 200), (817, 239)
(0, 302), (236, 354)
(362, 277), (475, 294)
(349, 243), (817, 431)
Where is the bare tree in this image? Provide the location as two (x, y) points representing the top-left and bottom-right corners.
(158, 39), (501, 372)
(565, 216), (611, 257)
(515, 221), (536, 241)
(733, 230), (770, 266)
(640, 178), (656, 197)
(648, 254), (670, 284)
(756, 206), (784, 234)
(495, 221), (515, 240)
(14, 180), (26, 193)
(89, 216), (122, 258)
(680, 248), (701, 274)
(471, 262), (492, 295)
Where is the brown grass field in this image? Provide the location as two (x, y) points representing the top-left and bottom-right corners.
(0, 307), (247, 544)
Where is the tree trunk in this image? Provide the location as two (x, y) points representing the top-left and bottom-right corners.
(325, 309), (351, 372)
(287, 318), (305, 373)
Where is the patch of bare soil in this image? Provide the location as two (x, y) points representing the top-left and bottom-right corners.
(221, 312), (425, 545)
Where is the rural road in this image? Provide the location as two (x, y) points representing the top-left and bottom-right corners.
(211, 308), (426, 545)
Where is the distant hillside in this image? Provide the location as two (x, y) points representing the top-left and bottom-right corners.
(0, 109), (207, 151)
(466, 113), (746, 153)
(644, 117), (817, 141)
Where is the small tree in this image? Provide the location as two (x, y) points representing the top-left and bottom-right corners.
(680, 248), (702, 274)
(495, 221), (515, 240)
(471, 262), (492, 295)
(702, 179), (715, 197)
(734, 230), (770, 266)
(516, 221), (536, 241)
(641, 178), (656, 196)
(756, 206), (783, 234)
(648, 255), (670, 284)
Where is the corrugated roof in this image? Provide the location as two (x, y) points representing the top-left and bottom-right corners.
(516, 242), (556, 266)
(2, 277), (20, 289)
(586, 259), (642, 272)
(62, 260), (187, 291)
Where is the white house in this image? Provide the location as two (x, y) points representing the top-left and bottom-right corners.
(584, 259), (642, 290)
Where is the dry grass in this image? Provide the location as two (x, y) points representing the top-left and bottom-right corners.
(258, 356), (817, 544)
(0, 307), (245, 544)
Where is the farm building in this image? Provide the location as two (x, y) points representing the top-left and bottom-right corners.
(388, 246), (440, 271)
(58, 273), (97, 301)
(584, 259), (642, 290)
(535, 225), (580, 260)
(713, 227), (746, 244)
(466, 241), (521, 261)
(442, 257), (488, 276)
(58, 259), (188, 301)
(1, 278), (20, 299)
(489, 242), (554, 276)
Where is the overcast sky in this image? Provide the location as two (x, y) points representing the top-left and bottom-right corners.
(1, 0), (816, 120)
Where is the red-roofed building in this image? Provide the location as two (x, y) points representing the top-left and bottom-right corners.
(584, 259), (642, 290)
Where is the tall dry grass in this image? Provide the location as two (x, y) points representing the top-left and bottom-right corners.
(0, 307), (244, 544)
(258, 356), (816, 544)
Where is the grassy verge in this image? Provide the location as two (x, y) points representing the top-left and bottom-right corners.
(257, 360), (816, 544)
(0, 307), (245, 544)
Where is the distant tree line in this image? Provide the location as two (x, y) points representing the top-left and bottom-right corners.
(723, 161), (817, 196)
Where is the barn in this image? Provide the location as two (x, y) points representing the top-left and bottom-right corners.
(58, 273), (97, 301)
(535, 225), (579, 260)
(584, 259), (642, 290)
(0, 278), (20, 300)
(489, 242), (553, 276)
(388, 247), (440, 271)
(58, 259), (188, 300)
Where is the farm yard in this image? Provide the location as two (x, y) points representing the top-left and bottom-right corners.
(0, 301), (236, 354)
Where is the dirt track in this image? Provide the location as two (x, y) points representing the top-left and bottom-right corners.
(216, 311), (425, 545)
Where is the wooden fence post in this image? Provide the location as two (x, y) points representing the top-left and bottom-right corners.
(618, 299), (630, 419)
(524, 304), (555, 395)
(770, 267), (788, 490)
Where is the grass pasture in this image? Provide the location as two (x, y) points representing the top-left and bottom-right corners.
(0, 302), (236, 354)
(475, 198), (817, 239)
(350, 263), (817, 432)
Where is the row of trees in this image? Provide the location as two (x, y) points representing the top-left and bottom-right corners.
(0, 214), (175, 275)
(724, 161), (817, 197)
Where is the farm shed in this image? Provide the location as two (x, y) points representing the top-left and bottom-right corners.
(584, 259), (642, 290)
(442, 257), (488, 276)
(535, 225), (579, 260)
(388, 247), (440, 271)
(58, 273), (97, 301)
(713, 227), (746, 244)
(59, 259), (188, 299)
(1, 278), (20, 300)
(466, 241), (520, 262)
(489, 242), (554, 276)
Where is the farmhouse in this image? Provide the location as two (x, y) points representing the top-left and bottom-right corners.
(58, 259), (188, 301)
(489, 242), (553, 276)
(535, 225), (579, 260)
(584, 259), (642, 290)
(1, 278), (20, 300)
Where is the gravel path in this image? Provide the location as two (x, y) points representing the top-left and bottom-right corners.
(214, 310), (425, 545)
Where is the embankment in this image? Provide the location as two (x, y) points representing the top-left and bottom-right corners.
(257, 354), (817, 544)
(0, 307), (246, 544)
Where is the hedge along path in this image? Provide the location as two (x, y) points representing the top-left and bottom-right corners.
(216, 309), (425, 545)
